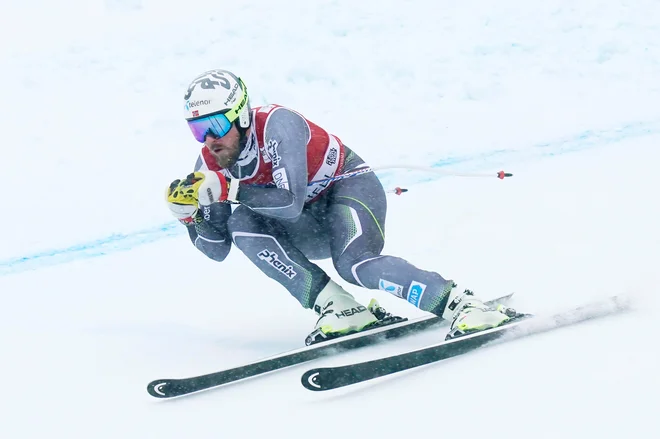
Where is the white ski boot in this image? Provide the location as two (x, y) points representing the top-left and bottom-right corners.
(441, 283), (516, 340)
(305, 280), (380, 345)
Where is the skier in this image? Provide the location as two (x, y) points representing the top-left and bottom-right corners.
(166, 69), (514, 342)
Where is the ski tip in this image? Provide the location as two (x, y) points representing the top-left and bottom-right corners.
(599, 294), (635, 314)
(484, 292), (515, 307)
(501, 292), (515, 301)
(611, 294), (634, 310)
(147, 380), (171, 398)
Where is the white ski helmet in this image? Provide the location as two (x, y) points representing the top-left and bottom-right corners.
(183, 69), (251, 142)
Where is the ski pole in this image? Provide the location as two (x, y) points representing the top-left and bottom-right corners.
(308, 165), (513, 186)
(224, 165), (511, 203)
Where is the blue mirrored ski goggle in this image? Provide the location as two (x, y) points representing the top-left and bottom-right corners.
(187, 112), (233, 143)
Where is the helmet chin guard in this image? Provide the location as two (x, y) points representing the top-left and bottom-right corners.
(237, 97), (251, 129)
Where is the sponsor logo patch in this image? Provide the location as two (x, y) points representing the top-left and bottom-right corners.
(272, 168), (289, 190)
(266, 139), (282, 167)
(185, 100), (211, 110)
(406, 281), (427, 308)
(224, 82), (240, 105)
(257, 249), (297, 279)
(335, 306), (367, 318)
(379, 279), (404, 298)
(306, 136), (341, 201)
(325, 147), (338, 166)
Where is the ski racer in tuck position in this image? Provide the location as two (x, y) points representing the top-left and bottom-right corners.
(166, 69), (515, 343)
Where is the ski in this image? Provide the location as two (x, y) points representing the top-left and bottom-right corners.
(146, 294), (514, 398)
(301, 295), (630, 391)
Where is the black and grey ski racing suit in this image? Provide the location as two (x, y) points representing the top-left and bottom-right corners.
(185, 109), (452, 314)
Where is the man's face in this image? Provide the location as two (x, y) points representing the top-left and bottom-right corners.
(204, 124), (241, 168)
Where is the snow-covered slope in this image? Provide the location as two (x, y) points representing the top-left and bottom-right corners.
(1, 1), (658, 438)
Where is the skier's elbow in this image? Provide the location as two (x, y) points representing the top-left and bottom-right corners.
(291, 191), (306, 216)
(194, 236), (231, 262)
(278, 192), (305, 222)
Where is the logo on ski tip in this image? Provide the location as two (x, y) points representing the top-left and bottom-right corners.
(406, 281), (427, 307)
(153, 382), (168, 396)
(307, 372), (321, 389)
(257, 249), (297, 279)
(379, 279), (404, 298)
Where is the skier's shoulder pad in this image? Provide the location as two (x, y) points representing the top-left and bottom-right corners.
(254, 104), (309, 137)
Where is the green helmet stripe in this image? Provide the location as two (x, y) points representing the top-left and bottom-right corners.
(224, 78), (248, 124)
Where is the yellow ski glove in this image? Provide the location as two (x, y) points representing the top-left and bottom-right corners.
(166, 171), (230, 224)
